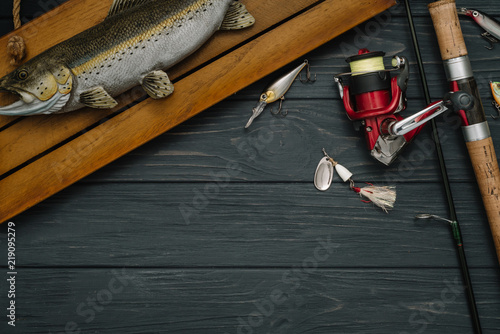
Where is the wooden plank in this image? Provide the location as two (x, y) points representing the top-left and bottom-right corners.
(0, 268), (498, 333)
(0, 0), (321, 175)
(7, 183), (497, 268)
(0, 0), (397, 223)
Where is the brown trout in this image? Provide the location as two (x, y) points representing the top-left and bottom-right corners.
(0, 0), (255, 115)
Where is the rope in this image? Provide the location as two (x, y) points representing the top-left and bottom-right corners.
(7, 0), (26, 66)
(12, 0), (21, 29)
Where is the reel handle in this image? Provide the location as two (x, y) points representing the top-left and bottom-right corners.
(428, 0), (468, 60)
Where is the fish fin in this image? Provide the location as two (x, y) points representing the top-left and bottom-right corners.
(220, 1), (255, 30)
(141, 70), (174, 99)
(80, 86), (118, 109)
(52, 67), (72, 85)
(58, 75), (73, 95)
(107, 0), (151, 18)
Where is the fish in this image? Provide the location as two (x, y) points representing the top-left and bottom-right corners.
(245, 60), (311, 128)
(0, 0), (255, 116)
(458, 7), (500, 49)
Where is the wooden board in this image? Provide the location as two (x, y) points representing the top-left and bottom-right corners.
(0, 268), (498, 333)
(0, 0), (396, 223)
(1, 0), (500, 332)
(7, 183), (498, 268)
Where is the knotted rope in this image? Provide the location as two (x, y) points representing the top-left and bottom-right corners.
(7, 0), (26, 66)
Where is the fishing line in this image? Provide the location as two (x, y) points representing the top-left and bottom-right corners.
(403, 1), (482, 333)
(348, 55), (385, 76)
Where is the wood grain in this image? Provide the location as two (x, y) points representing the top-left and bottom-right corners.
(1, 268), (498, 333)
(0, 0), (397, 223)
(8, 183), (497, 268)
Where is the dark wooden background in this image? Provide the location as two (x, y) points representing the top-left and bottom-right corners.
(1, 0), (500, 333)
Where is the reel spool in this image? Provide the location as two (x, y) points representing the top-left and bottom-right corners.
(346, 51), (392, 113)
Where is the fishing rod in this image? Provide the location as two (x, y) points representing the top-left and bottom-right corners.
(403, 1), (482, 333)
(427, 0), (500, 265)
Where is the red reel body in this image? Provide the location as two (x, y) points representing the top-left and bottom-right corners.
(334, 49), (448, 165)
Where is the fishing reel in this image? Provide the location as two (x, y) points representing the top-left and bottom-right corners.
(334, 49), (471, 165)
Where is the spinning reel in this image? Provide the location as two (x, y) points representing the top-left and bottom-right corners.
(334, 49), (472, 165)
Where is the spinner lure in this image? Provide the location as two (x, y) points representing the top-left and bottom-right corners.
(314, 149), (396, 213)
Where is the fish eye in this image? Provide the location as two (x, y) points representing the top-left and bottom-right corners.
(17, 70), (28, 80)
(473, 11), (479, 17)
(260, 93), (267, 100)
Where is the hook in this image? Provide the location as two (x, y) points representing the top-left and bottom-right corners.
(481, 32), (498, 50)
(415, 214), (453, 224)
(491, 101), (500, 120)
(270, 96), (288, 117)
(322, 148), (331, 159)
(299, 59), (317, 83)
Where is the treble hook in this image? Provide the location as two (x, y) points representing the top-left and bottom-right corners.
(299, 59), (317, 83)
(270, 96), (288, 117)
(491, 101), (500, 120)
(481, 32), (498, 50)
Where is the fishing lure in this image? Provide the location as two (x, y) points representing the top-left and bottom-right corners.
(490, 81), (500, 119)
(314, 149), (396, 213)
(458, 7), (500, 50)
(245, 59), (314, 128)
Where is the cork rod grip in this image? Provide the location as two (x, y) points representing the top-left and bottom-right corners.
(466, 137), (500, 265)
(428, 0), (468, 60)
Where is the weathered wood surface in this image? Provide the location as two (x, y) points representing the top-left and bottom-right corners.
(0, 268), (498, 333)
(3, 183), (498, 268)
(0, 0), (396, 223)
(1, 0), (500, 333)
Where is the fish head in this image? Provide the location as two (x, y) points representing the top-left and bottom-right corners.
(458, 8), (485, 24)
(259, 90), (276, 104)
(0, 59), (73, 116)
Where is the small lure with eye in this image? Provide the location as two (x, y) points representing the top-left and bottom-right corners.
(458, 8), (500, 50)
(245, 59), (314, 128)
(490, 81), (500, 119)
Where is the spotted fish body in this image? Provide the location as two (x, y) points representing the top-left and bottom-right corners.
(0, 0), (255, 115)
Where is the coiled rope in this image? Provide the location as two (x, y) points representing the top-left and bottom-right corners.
(7, 0), (26, 66)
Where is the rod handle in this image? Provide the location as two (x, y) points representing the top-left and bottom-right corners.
(466, 137), (500, 265)
(428, 0), (468, 60)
